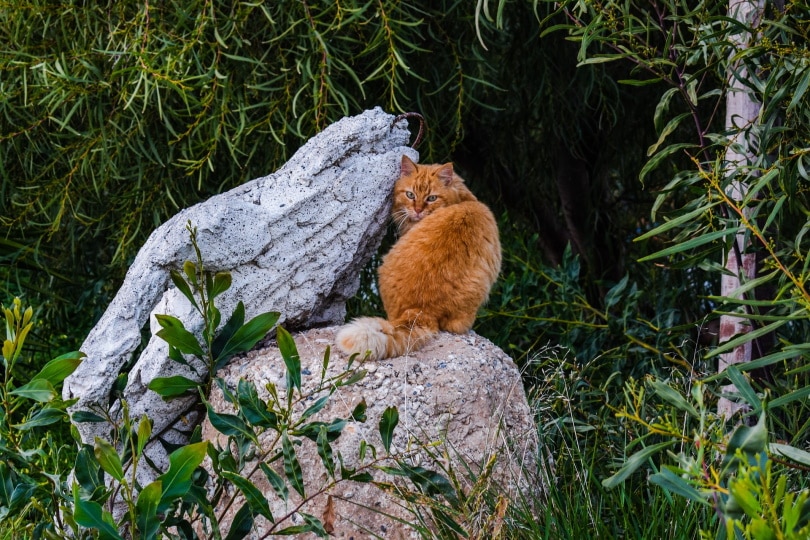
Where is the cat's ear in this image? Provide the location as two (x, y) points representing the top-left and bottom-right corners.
(401, 155), (417, 177)
(437, 163), (454, 186)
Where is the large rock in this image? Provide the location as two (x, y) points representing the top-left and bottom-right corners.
(63, 108), (417, 479)
(203, 326), (539, 539)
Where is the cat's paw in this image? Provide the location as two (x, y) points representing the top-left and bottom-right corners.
(336, 317), (390, 361)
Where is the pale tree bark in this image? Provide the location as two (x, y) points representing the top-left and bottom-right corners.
(718, 0), (765, 419)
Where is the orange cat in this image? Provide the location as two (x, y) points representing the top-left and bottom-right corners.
(336, 155), (501, 360)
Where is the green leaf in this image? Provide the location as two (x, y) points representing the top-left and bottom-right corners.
(653, 86), (679, 134)
(211, 301), (246, 362)
(768, 384), (810, 411)
(148, 375), (200, 398)
(214, 310), (279, 369)
(10, 379), (56, 402)
(15, 407), (65, 430)
(282, 430), (305, 498)
(260, 462), (289, 503)
(347, 471), (373, 483)
(639, 143), (697, 182)
(602, 441), (674, 489)
(154, 315), (205, 358)
(183, 260), (198, 287)
(221, 470), (274, 523)
(293, 419), (346, 442)
(136, 480), (163, 539)
(401, 463), (459, 504)
(787, 65), (810, 112)
(72, 484), (124, 540)
(617, 78), (662, 87)
(157, 441), (209, 509)
(723, 413), (767, 469)
(432, 507), (468, 537)
(317, 425), (336, 479)
(170, 269), (199, 310)
(168, 344), (189, 365)
(31, 351), (84, 384)
(273, 525), (315, 535)
(634, 202), (719, 242)
(638, 228), (735, 262)
(647, 112), (691, 156)
(273, 514), (327, 536)
(351, 399), (367, 422)
(604, 274), (628, 310)
(321, 344), (331, 381)
(224, 503), (254, 540)
(649, 380), (699, 417)
(277, 326), (301, 393)
(379, 406), (399, 454)
(769, 443), (810, 467)
(94, 437), (125, 483)
(137, 416), (152, 457)
(205, 400), (256, 442)
(337, 369), (367, 387)
(74, 446), (105, 496)
(729, 477), (762, 518)
(300, 513), (328, 537)
(72, 410), (107, 423)
(237, 379), (278, 429)
(211, 272), (232, 299)
(708, 319), (788, 358)
(703, 347), (810, 381)
(576, 53), (629, 65)
(722, 366), (762, 413)
(215, 376), (238, 404)
(0, 463), (13, 506)
(650, 467), (710, 505)
(301, 395), (329, 421)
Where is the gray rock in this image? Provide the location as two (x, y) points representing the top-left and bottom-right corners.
(63, 108), (417, 480)
(202, 327), (540, 539)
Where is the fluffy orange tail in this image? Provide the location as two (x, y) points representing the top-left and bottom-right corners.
(335, 316), (435, 361)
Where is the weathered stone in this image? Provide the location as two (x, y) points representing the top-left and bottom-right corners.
(63, 108), (417, 481)
(203, 326), (540, 539)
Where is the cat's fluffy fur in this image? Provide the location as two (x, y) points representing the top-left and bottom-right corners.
(336, 155), (501, 361)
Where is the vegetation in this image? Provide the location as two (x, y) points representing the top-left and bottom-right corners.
(2, 0), (810, 538)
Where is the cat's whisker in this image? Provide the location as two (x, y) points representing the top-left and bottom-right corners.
(391, 209), (410, 233)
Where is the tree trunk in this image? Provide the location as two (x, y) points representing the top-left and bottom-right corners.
(717, 0), (765, 419)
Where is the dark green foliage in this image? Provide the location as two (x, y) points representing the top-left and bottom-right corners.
(0, 299), (83, 535)
(0, 0), (494, 346)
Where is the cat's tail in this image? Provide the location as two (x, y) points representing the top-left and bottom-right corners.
(335, 316), (436, 361)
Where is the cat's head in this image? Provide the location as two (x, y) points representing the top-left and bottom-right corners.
(392, 155), (465, 234)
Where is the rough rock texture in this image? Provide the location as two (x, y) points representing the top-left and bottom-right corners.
(63, 108), (417, 479)
(203, 327), (539, 539)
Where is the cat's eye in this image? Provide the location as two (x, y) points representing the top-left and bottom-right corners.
(426, 195), (438, 202)
(405, 191), (415, 200)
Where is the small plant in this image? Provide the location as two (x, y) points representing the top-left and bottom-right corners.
(0, 297), (84, 537)
(603, 375), (810, 539)
(147, 222), (281, 401)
